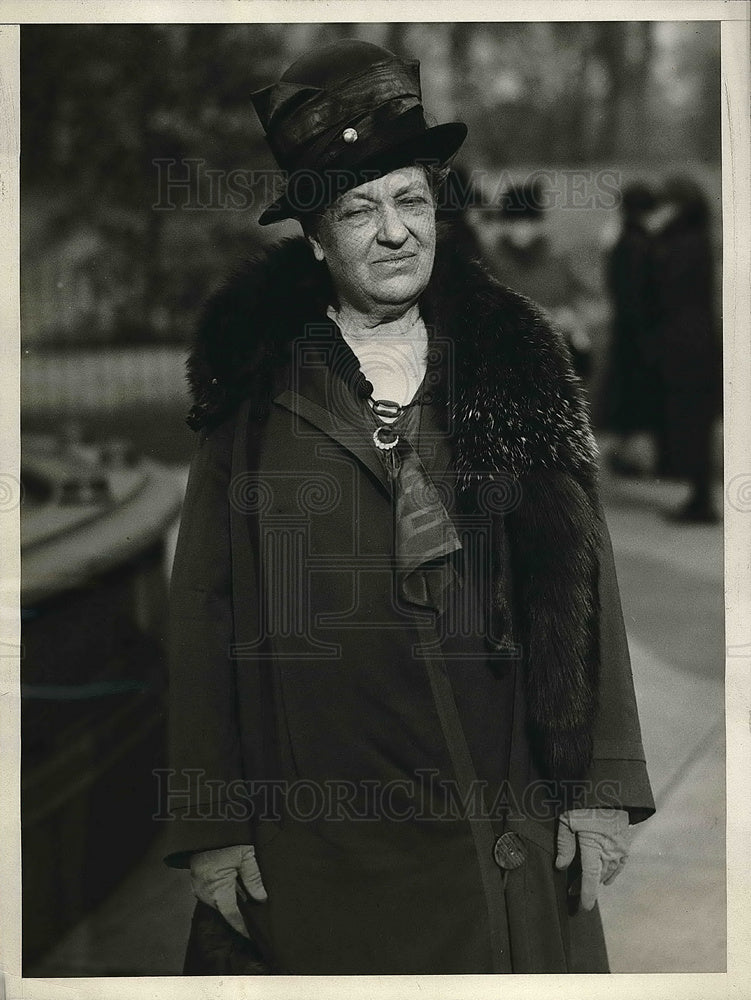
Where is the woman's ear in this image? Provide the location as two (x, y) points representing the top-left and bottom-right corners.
(300, 215), (326, 262)
(307, 236), (325, 262)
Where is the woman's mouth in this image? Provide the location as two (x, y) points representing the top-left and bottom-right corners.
(372, 253), (417, 266)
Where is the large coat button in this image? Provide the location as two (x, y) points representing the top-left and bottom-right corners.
(493, 831), (527, 870)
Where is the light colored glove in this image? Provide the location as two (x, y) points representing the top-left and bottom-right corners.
(555, 808), (630, 910)
(190, 844), (268, 938)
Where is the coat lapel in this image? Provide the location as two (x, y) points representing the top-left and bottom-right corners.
(273, 388), (390, 492)
(272, 320), (391, 493)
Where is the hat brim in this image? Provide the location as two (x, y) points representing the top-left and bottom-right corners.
(257, 121), (468, 226)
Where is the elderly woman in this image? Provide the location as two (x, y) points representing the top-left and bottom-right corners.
(166, 39), (654, 975)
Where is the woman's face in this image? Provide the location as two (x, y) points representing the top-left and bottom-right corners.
(308, 165), (436, 319)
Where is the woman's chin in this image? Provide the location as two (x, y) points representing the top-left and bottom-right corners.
(370, 275), (430, 308)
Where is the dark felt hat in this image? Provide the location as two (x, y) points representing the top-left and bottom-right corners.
(251, 39), (468, 225)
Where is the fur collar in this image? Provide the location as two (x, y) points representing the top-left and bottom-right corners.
(186, 229), (603, 781)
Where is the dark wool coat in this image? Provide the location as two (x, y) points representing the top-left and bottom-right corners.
(605, 225), (664, 436)
(650, 215), (722, 480)
(166, 229), (655, 975)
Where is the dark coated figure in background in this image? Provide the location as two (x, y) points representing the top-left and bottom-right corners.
(649, 176), (722, 523)
(604, 182), (662, 475)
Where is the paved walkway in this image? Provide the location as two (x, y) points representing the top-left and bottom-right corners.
(26, 472), (726, 976)
(597, 475), (725, 972)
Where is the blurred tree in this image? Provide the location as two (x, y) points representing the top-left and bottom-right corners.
(589, 22), (654, 159)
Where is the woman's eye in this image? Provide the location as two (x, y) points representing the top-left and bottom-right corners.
(343, 206), (372, 219)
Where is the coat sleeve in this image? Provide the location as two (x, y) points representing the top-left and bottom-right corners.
(163, 417), (255, 867)
(583, 519), (656, 824)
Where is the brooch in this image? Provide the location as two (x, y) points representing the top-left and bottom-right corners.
(373, 426), (399, 451)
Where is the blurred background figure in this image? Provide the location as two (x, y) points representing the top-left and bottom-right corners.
(604, 181), (662, 477)
(486, 179), (594, 379)
(648, 176), (722, 523)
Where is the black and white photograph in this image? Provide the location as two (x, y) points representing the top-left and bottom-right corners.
(2, 3), (750, 994)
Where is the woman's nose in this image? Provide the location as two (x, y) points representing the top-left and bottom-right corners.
(376, 203), (409, 246)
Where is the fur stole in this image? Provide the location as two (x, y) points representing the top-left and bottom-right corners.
(185, 227), (603, 781)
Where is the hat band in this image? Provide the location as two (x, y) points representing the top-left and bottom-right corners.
(290, 97), (425, 173)
(267, 58), (421, 166)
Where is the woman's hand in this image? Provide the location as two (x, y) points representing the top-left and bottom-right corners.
(190, 845), (268, 937)
(555, 808), (630, 910)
